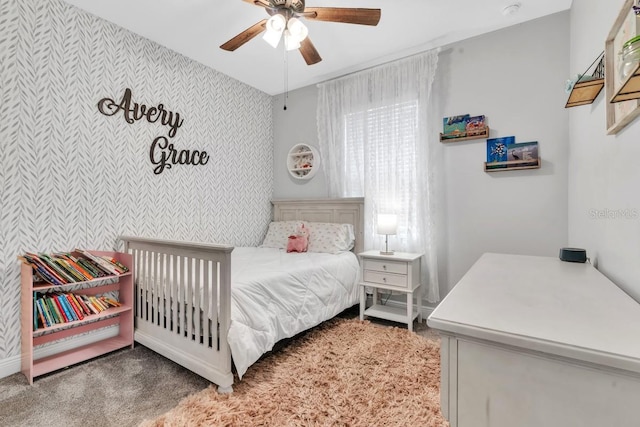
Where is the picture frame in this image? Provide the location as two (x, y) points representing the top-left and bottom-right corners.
(605, 0), (640, 134)
(484, 137), (540, 172)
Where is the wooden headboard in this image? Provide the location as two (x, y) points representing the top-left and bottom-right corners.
(272, 198), (365, 255)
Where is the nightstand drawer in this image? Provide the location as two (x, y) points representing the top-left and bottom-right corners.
(363, 270), (408, 288)
(363, 259), (408, 275)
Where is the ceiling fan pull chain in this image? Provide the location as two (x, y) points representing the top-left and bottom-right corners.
(283, 41), (288, 110)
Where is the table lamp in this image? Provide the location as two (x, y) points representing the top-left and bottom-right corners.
(377, 214), (398, 255)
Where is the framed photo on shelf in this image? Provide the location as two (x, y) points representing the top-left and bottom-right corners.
(605, 0), (640, 134)
(506, 141), (539, 168)
(486, 136), (514, 163)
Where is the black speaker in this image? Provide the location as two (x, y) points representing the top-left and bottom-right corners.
(559, 247), (587, 263)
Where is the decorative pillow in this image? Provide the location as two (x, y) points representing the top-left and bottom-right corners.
(261, 221), (304, 249)
(306, 222), (355, 254)
(286, 224), (309, 253)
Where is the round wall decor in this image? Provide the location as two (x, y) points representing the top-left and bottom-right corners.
(287, 143), (320, 180)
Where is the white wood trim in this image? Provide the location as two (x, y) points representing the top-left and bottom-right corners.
(272, 198), (365, 255)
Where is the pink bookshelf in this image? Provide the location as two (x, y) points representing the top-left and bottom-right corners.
(20, 250), (134, 385)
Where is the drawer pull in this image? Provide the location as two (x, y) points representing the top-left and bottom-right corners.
(382, 277), (387, 282)
(382, 265), (387, 270)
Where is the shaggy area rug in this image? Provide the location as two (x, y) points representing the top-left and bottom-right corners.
(141, 318), (448, 427)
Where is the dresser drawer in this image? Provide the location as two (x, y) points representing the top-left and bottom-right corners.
(363, 259), (408, 275)
(363, 270), (408, 288)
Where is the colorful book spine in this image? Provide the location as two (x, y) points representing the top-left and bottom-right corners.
(74, 249), (121, 276)
(40, 299), (53, 327)
(52, 295), (71, 322)
(22, 255), (66, 285)
(82, 295), (100, 315)
(37, 253), (77, 283)
(77, 258), (106, 278)
(68, 293), (88, 318)
(45, 297), (63, 324)
(101, 256), (129, 274)
(63, 294), (84, 321)
(59, 294), (79, 321)
(35, 299), (48, 328)
(74, 294), (93, 316)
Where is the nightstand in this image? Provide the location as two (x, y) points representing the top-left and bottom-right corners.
(358, 250), (424, 332)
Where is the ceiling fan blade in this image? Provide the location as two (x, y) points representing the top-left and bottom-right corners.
(303, 7), (381, 26)
(242, 0), (270, 7)
(299, 37), (322, 65)
(220, 19), (267, 51)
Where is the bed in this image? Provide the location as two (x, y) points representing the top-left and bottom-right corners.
(119, 198), (364, 392)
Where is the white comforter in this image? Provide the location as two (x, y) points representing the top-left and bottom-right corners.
(228, 247), (360, 378)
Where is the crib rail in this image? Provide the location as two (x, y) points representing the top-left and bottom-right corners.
(119, 235), (234, 392)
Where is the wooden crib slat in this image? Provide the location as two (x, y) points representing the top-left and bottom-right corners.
(159, 252), (166, 327)
(186, 256), (193, 340)
(204, 260), (210, 348)
(141, 250), (148, 321)
(171, 254), (178, 334)
(179, 256), (186, 337)
(194, 258), (202, 345)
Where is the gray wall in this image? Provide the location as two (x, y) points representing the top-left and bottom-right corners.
(569, 0), (640, 301)
(273, 85), (328, 199)
(437, 12), (569, 293)
(0, 0), (273, 368)
(273, 12), (570, 297)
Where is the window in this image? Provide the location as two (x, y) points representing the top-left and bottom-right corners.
(342, 100), (420, 244)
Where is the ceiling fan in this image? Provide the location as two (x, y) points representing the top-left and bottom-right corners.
(220, 0), (381, 65)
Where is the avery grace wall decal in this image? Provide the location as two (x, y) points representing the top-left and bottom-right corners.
(97, 88), (210, 174)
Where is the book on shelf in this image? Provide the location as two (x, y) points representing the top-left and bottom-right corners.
(33, 291), (122, 330)
(37, 253), (77, 283)
(53, 294), (72, 322)
(35, 299), (48, 328)
(19, 249), (128, 286)
(74, 249), (124, 276)
(61, 293), (84, 321)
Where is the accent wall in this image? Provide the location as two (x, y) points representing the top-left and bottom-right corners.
(0, 0), (273, 372)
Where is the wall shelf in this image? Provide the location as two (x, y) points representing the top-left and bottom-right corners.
(610, 62), (640, 103)
(565, 51), (605, 108)
(484, 158), (541, 172)
(287, 143), (320, 180)
(566, 78), (605, 108)
(440, 127), (490, 143)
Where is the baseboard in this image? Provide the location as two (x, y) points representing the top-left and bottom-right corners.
(0, 326), (119, 381)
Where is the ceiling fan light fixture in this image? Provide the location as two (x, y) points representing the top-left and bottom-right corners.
(284, 30), (301, 50)
(287, 17), (308, 42)
(263, 14), (286, 48)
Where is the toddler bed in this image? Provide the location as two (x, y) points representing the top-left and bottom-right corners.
(120, 198), (364, 392)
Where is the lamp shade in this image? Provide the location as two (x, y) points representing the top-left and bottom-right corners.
(377, 214), (398, 235)
(263, 14), (286, 48)
(284, 30), (301, 51)
(287, 17), (308, 42)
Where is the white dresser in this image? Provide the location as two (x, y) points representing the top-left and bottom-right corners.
(427, 253), (640, 427)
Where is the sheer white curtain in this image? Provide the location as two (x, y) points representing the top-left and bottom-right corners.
(317, 49), (440, 302)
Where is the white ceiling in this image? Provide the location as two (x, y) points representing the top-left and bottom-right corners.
(62, 0), (572, 96)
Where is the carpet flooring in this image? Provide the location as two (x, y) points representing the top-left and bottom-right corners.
(0, 311), (444, 427)
(142, 318), (447, 427)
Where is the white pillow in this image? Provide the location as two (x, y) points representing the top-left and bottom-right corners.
(261, 221), (304, 249)
(306, 222), (355, 254)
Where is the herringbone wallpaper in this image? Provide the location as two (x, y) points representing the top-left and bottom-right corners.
(0, 0), (274, 361)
